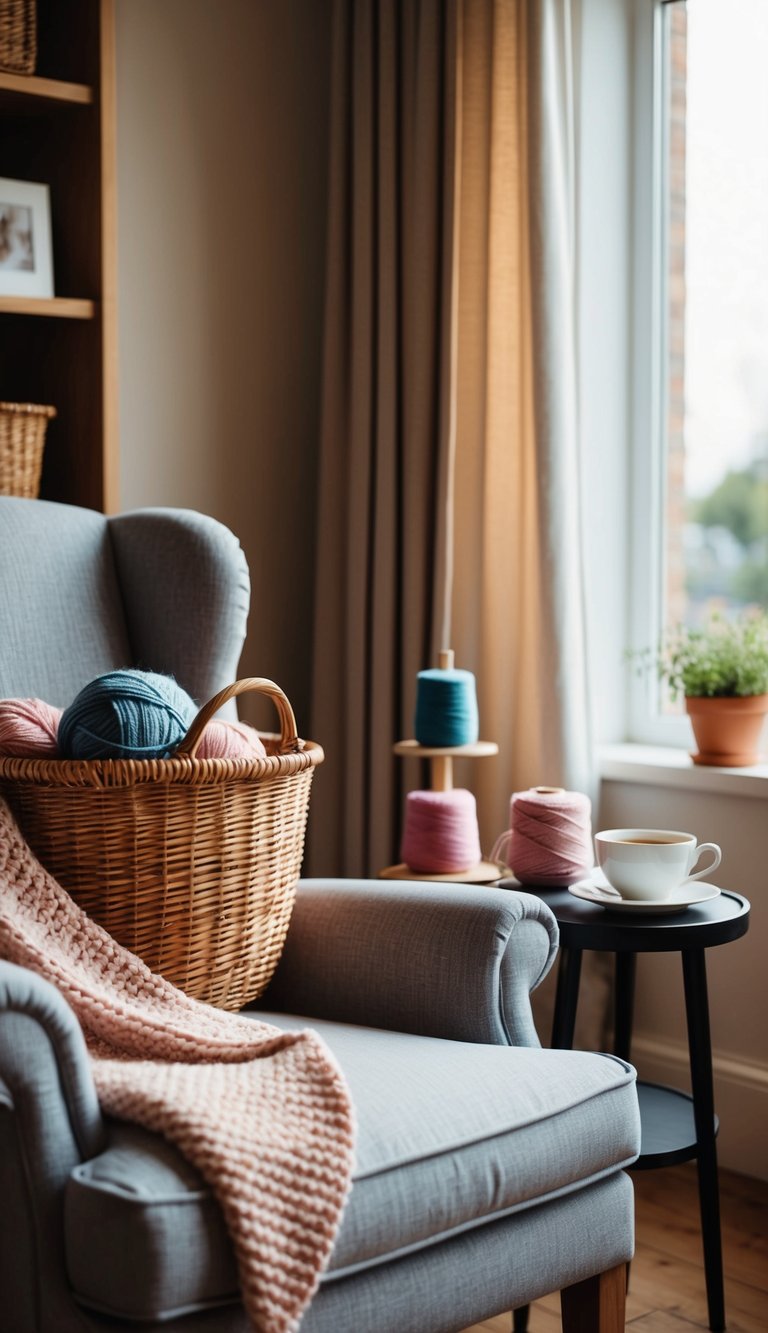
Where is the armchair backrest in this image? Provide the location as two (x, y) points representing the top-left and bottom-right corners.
(0, 498), (250, 712)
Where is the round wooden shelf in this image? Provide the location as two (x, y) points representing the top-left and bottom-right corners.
(379, 860), (509, 885)
(393, 739), (499, 758)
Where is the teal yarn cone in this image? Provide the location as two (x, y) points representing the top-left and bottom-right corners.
(58, 669), (198, 760)
(414, 668), (479, 748)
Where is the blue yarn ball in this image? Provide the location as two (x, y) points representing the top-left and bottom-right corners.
(59, 669), (198, 760)
(414, 668), (479, 748)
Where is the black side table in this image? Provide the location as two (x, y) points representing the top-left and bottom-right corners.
(524, 885), (750, 1333)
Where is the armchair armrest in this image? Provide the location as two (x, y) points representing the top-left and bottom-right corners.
(0, 961), (104, 1163)
(258, 879), (558, 1047)
(0, 961), (106, 1332)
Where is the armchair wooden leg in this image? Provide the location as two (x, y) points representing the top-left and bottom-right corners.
(560, 1262), (627, 1333)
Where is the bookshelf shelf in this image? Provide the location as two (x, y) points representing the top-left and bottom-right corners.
(0, 0), (118, 511)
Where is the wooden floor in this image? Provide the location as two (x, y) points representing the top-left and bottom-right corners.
(462, 1163), (768, 1332)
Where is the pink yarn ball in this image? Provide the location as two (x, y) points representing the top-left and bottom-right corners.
(195, 719), (267, 761)
(400, 788), (482, 874)
(0, 697), (63, 758)
(495, 787), (593, 886)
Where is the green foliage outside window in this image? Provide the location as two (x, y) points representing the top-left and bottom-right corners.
(693, 465), (768, 549)
(687, 462), (768, 610)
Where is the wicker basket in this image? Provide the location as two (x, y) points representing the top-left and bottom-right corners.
(0, 0), (36, 74)
(0, 678), (324, 1010)
(0, 403), (57, 499)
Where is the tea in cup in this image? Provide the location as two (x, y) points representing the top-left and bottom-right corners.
(594, 829), (721, 901)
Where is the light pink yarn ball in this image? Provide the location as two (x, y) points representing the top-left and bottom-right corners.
(0, 697), (63, 758)
(400, 788), (482, 874)
(195, 719), (267, 760)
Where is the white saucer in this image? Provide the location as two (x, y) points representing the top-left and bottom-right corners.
(568, 869), (721, 914)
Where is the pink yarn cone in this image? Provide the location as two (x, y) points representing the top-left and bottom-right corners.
(195, 719), (267, 760)
(0, 697), (62, 757)
(492, 787), (592, 887)
(400, 788), (482, 874)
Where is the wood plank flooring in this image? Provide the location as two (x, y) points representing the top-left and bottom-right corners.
(462, 1164), (768, 1332)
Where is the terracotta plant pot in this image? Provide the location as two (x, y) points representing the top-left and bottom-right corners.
(685, 694), (768, 767)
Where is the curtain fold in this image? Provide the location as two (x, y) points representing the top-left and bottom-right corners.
(307, 0), (459, 877)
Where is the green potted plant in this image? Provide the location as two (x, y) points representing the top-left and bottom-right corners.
(642, 611), (768, 766)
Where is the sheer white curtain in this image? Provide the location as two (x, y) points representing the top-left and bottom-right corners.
(525, 0), (593, 802)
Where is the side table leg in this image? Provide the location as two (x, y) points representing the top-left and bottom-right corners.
(614, 952), (636, 1063)
(682, 949), (725, 1332)
(552, 948), (582, 1049)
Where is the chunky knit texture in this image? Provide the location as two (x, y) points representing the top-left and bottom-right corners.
(0, 798), (355, 1332)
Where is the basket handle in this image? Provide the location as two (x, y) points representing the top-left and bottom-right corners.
(176, 678), (304, 758)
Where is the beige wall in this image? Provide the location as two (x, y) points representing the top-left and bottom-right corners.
(114, 0), (332, 729)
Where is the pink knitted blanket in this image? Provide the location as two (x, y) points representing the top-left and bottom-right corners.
(0, 798), (355, 1332)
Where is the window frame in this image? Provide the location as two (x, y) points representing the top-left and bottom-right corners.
(627, 0), (692, 747)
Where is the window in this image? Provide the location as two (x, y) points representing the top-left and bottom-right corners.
(629, 0), (768, 744)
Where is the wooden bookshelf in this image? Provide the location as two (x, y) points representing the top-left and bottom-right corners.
(0, 296), (95, 319)
(0, 0), (118, 512)
(0, 71), (93, 106)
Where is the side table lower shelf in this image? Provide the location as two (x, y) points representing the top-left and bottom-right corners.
(634, 1081), (719, 1170)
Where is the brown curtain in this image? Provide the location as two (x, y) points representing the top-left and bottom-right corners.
(307, 0), (460, 877)
(450, 0), (604, 1047)
(449, 0), (542, 851)
(451, 0), (593, 855)
(308, 3), (599, 1055)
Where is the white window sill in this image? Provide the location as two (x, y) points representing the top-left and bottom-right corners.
(597, 743), (768, 800)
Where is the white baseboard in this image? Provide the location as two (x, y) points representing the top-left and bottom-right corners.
(631, 1031), (768, 1183)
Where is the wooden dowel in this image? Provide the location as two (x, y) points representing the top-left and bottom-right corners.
(431, 755), (453, 791)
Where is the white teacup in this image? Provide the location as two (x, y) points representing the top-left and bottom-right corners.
(594, 829), (722, 901)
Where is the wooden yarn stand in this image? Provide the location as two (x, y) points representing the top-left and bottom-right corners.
(380, 649), (504, 884)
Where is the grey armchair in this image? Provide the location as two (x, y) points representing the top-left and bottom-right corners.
(0, 497), (640, 1333)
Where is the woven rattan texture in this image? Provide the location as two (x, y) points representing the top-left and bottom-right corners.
(0, 403), (56, 498)
(0, 0), (36, 73)
(0, 679), (324, 1010)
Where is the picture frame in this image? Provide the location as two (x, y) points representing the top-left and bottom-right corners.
(0, 177), (54, 298)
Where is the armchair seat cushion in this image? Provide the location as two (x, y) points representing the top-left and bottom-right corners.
(65, 1017), (639, 1322)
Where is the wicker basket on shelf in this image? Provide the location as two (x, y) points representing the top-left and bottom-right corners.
(0, 678), (324, 1011)
(0, 0), (36, 74)
(0, 403), (56, 498)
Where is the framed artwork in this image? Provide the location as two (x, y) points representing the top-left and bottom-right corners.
(0, 177), (54, 298)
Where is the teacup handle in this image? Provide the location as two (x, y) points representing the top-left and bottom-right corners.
(687, 842), (721, 883)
